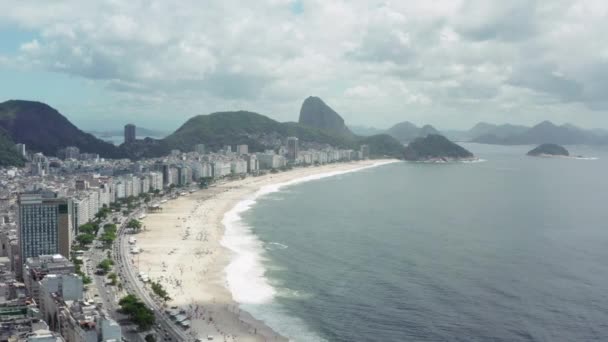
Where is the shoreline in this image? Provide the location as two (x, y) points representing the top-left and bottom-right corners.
(135, 159), (398, 341)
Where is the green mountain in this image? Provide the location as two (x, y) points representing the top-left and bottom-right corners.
(0, 100), (123, 158)
(160, 110), (355, 153)
(386, 121), (441, 143)
(0, 130), (25, 167)
(129, 108), (405, 159)
(527, 144), (569, 157)
(404, 134), (474, 161)
(1, 99), (405, 161)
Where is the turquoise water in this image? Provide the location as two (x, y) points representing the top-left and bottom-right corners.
(239, 144), (608, 341)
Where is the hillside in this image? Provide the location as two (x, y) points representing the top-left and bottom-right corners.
(386, 122), (441, 142)
(159, 110), (358, 155)
(299, 96), (354, 138)
(0, 130), (25, 167)
(358, 134), (406, 159)
(527, 144), (569, 157)
(403, 134), (474, 161)
(0, 100), (123, 158)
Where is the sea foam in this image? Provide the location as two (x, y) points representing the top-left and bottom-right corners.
(220, 160), (399, 340)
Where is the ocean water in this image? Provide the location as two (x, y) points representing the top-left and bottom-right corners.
(225, 144), (608, 342)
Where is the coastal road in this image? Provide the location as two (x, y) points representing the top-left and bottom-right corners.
(82, 215), (145, 342)
(114, 205), (194, 342)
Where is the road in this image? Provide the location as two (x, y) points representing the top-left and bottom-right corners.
(81, 193), (199, 342)
(113, 201), (197, 342)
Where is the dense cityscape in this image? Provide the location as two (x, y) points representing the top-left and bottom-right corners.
(0, 124), (370, 342)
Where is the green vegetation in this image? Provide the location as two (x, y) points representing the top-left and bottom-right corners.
(150, 281), (171, 302)
(108, 272), (118, 286)
(127, 219), (142, 231)
(82, 275), (92, 285)
(145, 334), (157, 342)
(97, 258), (114, 273)
(71, 255), (91, 284)
(0, 100), (123, 158)
(403, 134), (474, 161)
(95, 206), (111, 220)
(527, 143), (569, 156)
(358, 134), (406, 159)
(100, 224), (118, 246)
(198, 176), (214, 189)
(76, 233), (95, 246)
(118, 294), (155, 331)
(78, 222), (99, 235)
(0, 130), (25, 167)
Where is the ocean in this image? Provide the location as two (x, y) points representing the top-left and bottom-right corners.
(224, 144), (608, 342)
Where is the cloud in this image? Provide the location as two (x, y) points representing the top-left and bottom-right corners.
(0, 0), (607, 129)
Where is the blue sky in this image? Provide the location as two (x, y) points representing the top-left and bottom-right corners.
(1, 1), (608, 132)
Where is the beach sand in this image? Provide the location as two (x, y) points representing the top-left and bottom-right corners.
(134, 159), (396, 341)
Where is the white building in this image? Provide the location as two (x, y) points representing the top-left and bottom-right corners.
(230, 160), (247, 175)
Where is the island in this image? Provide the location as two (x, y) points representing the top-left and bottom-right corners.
(403, 134), (475, 162)
(527, 143), (569, 157)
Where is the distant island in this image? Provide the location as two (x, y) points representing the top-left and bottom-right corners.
(403, 134), (474, 162)
(527, 144), (569, 157)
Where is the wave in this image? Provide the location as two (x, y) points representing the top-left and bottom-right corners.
(220, 160), (398, 341)
(267, 242), (289, 250)
(460, 158), (487, 163)
(573, 156), (599, 160)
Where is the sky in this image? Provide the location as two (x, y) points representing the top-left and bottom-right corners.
(1, 0), (608, 132)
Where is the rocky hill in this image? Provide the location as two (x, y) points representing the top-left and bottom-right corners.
(527, 144), (569, 157)
(404, 134), (474, 161)
(386, 121), (441, 143)
(299, 96), (354, 138)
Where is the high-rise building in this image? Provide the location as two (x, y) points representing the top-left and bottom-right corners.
(287, 137), (299, 161)
(64, 146), (80, 160)
(194, 144), (206, 155)
(124, 124), (136, 144)
(236, 144), (249, 155)
(360, 144), (370, 159)
(14, 143), (26, 157)
(17, 194), (72, 277)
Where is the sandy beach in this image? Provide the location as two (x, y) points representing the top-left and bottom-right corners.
(134, 159), (396, 341)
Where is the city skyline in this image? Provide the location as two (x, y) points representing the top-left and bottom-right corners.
(1, 1), (608, 131)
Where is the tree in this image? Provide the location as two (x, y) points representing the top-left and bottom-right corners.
(145, 334), (156, 342)
(108, 272), (118, 286)
(97, 259), (114, 273)
(78, 223), (96, 235)
(119, 295), (155, 331)
(150, 281), (171, 302)
(76, 233), (95, 246)
(127, 219), (142, 231)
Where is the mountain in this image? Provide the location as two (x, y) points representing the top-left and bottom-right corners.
(0, 99), (405, 161)
(473, 121), (605, 145)
(386, 121), (441, 143)
(299, 96), (354, 138)
(527, 144), (569, 157)
(469, 122), (529, 140)
(0, 130), (25, 167)
(403, 134), (474, 161)
(349, 125), (385, 136)
(358, 134), (406, 159)
(161, 110), (356, 153)
(0, 100), (123, 158)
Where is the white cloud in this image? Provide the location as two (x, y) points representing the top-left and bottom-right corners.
(1, 0), (608, 129)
